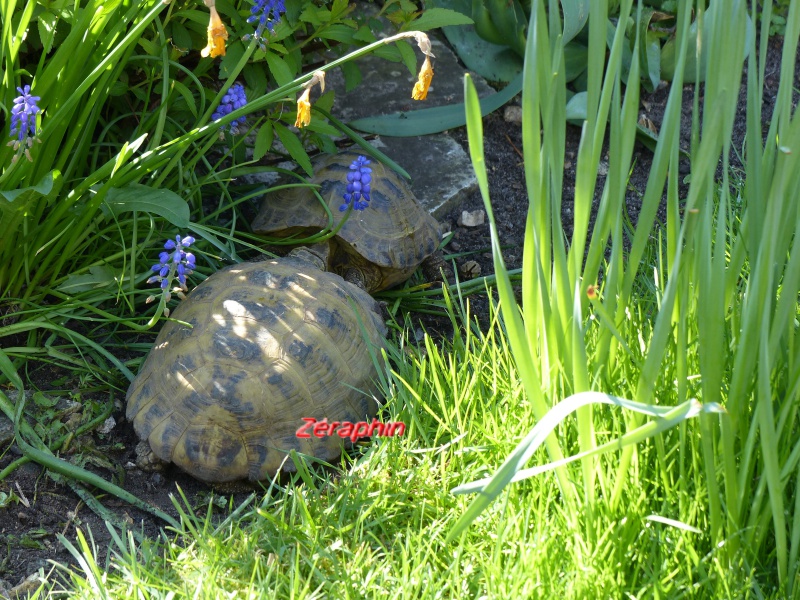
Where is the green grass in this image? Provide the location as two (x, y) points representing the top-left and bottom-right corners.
(48, 296), (762, 598)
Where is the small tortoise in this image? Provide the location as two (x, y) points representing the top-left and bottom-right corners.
(251, 150), (445, 293)
(126, 248), (387, 483)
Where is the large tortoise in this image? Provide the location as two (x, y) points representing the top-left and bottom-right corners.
(251, 150), (445, 293)
(126, 248), (387, 483)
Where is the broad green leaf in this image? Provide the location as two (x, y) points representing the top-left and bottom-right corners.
(348, 72), (522, 137)
(37, 11), (58, 54)
(56, 266), (117, 293)
(137, 36), (159, 55)
(564, 41), (588, 82)
(254, 122), (274, 161)
(560, 0), (589, 44)
(243, 63), (268, 98)
(340, 61), (362, 92)
(428, 0), (523, 83)
(406, 7), (473, 31)
(102, 184), (190, 227)
(316, 24), (358, 44)
(274, 123), (313, 176)
(265, 51), (295, 87)
(353, 24), (376, 43)
(169, 21), (192, 51)
(0, 171), (58, 220)
(315, 90), (336, 113)
(661, 2), (753, 82)
(395, 39), (418, 76)
(219, 41), (245, 79)
(565, 91), (587, 121)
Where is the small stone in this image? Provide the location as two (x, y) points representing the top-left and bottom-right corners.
(97, 416), (116, 435)
(459, 260), (481, 279)
(503, 105), (522, 123)
(458, 210), (485, 227)
(448, 241), (462, 252)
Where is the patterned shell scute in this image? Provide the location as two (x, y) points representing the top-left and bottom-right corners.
(251, 151), (440, 283)
(125, 257), (387, 483)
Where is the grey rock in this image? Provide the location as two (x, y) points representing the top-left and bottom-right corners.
(504, 105), (523, 123)
(458, 209), (485, 227)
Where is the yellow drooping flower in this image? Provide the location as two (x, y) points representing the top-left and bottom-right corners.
(201, 5), (228, 58)
(412, 55), (433, 100)
(294, 71), (325, 129)
(295, 88), (312, 128)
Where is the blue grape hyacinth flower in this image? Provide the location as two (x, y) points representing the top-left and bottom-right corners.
(147, 235), (196, 305)
(7, 85), (41, 162)
(339, 156), (372, 212)
(243, 0), (286, 52)
(211, 83), (248, 135)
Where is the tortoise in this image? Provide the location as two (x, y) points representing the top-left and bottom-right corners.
(251, 150), (446, 293)
(126, 247), (387, 483)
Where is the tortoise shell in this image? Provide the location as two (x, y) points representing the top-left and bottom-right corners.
(250, 150), (440, 293)
(126, 255), (387, 483)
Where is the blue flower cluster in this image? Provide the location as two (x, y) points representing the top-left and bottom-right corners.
(148, 235), (196, 292)
(243, 0), (286, 52)
(10, 85), (40, 142)
(211, 83), (247, 134)
(339, 156), (372, 212)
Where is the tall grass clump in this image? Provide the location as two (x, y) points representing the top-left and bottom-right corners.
(452, 0), (800, 594)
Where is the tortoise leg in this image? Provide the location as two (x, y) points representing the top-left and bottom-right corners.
(135, 441), (167, 472)
(421, 250), (453, 287)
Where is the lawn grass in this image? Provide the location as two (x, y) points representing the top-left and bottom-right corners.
(51, 295), (764, 598)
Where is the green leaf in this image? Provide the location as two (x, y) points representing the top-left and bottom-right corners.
(169, 21), (192, 51)
(274, 123), (313, 176)
(0, 171), (58, 220)
(429, 0), (522, 83)
(137, 36), (159, 55)
(219, 41), (245, 79)
(348, 72), (522, 137)
(37, 11), (58, 54)
(265, 51), (295, 87)
(316, 24), (358, 44)
(315, 90), (335, 113)
(340, 61), (362, 92)
(102, 184), (190, 227)
(55, 266), (117, 293)
(661, 2), (753, 82)
(243, 63), (268, 98)
(559, 0), (590, 45)
(254, 122), (274, 161)
(564, 41), (588, 82)
(171, 80), (197, 118)
(406, 7), (473, 31)
(395, 39), (418, 76)
(0, 349), (24, 393)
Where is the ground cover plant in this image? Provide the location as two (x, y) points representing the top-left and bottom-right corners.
(1, 0), (800, 597)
